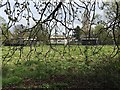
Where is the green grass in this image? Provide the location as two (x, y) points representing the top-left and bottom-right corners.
(2, 45), (120, 89)
(2, 45), (119, 64)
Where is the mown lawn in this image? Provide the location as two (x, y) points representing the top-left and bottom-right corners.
(2, 45), (120, 89)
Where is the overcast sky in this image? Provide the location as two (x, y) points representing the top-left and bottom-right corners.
(0, 0), (108, 35)
(0, 0), (106, 23)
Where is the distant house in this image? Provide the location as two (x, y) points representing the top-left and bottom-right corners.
(81, 38), (98, 45)
(50, 35), (72, 45)
(23, 37), (37, 46)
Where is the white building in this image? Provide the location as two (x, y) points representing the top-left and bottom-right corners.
(50, 35), (72, 45)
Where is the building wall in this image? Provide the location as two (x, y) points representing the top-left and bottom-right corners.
(50, 39), (68, 45)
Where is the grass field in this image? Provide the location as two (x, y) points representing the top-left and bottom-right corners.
(2, 45), (120, 89)
(2, 45), (119, 64)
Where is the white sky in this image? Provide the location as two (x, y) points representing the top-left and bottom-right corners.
(0, 0), (109, 35)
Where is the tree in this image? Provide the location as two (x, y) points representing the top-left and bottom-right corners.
(13, 24), (27, 39)
(104, 1), (120, 45)
(1, 0), (120, 62)
(73, 26), (81, 41)
(0, 16), (12, 41)
(94, 24), (113, 44)
(104, 1), (120, 23)
(31, 23), (49, 44)
(0, 16), (6, 24)
(1, 23), (13, 45)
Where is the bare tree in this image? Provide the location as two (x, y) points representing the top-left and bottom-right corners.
(1, 0), (119, 64)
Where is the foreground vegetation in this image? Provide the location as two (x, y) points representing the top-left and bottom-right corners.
(2, 45), (120, 89)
